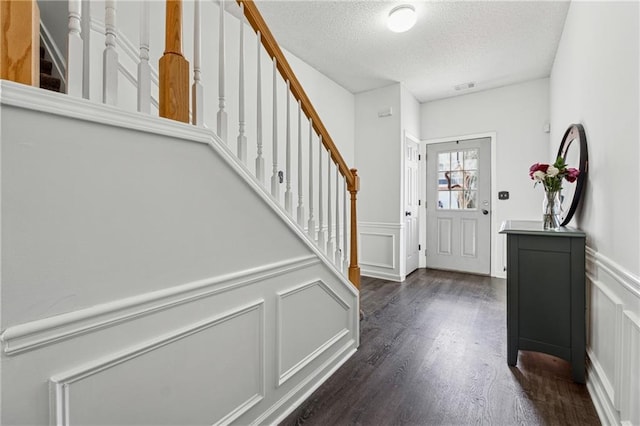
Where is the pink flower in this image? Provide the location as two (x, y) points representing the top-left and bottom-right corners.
(531, 170), (545, 181)
(565, 167), (580, 183)
(529, 163), (549, 179)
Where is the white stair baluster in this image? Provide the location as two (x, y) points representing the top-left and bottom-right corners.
(255, 32), (264, 183)
(270, 57), (279, 200)
(335, 166), (341, 268)
(343, 177), (349, 273)
(217, 0), (228, 142)
(284, 81), (292, 214)
(81, 0), (91, 99)
(296, 101), (304, 225)
(307, 119), (315, 239)
(236, 3), (247, 162)
(327, 152), (334, 257)
(191, 0), (203, 125)
(318, 136), (325, 250)
(67, 0), (83, 97)
(137, 1), (151, 113)
(103, 0), (118, 105)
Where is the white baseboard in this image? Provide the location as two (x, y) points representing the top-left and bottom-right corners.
(361, 268), (404, 282)
(254, 341), (357, 425)
(587, 352), (621, 425)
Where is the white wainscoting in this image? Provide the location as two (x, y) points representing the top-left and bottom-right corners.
(50, 302), (265, 426)
(620, 311), (640, 426)
(585, 247), (640, 425)
(276, 280), (351, 386)
(359, 222), (405, 282)
(1, 256), (319, 356)
(0, 258), (358, 425)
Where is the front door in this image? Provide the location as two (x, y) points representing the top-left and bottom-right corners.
(405, 135), (420, 275)
(426, 138), (491, 274)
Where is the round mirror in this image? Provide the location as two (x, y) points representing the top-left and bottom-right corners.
(556, 123), (588, 226)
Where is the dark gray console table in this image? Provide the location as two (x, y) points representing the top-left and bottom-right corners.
(499, 220), (586, 383)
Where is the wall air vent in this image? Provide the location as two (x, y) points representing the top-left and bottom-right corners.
(454, 82), (476, 91)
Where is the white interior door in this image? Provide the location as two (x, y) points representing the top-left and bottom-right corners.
(426, 138), (491, 274)
(405, 136), (419, 275)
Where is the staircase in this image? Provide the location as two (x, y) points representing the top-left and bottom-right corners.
(39, 46), (61, 92)
(0, 0), (360, 424)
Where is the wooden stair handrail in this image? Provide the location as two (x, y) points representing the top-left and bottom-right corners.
(237, 0), (359, 289)
(237, 0), (354, 189)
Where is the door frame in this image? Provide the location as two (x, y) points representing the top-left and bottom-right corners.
(419, 132), (499, 277)
(401, 131), (421, 279)
(402, 131), (420, 276)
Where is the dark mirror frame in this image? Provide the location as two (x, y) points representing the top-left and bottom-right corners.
(556, 123), (588, 226)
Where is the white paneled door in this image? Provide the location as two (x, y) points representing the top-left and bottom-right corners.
(405, 136), (420, 275)
(426, 138), (491, 274)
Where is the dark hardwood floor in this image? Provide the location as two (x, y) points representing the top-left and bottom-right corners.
(281, 269), (600, 426)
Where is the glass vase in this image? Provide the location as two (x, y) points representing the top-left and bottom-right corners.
(542, 189), (562, 230)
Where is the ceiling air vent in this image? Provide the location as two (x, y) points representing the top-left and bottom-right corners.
(454, 82), (476, 91)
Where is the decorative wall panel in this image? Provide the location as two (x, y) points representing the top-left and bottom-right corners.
(50, 302), (264, 426)
(277, 281), (350, 386)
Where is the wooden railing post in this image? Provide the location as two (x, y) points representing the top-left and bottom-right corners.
(159, 0), (189, 123)
(348, 168), (360, 289)
(0, 0), (40, 87)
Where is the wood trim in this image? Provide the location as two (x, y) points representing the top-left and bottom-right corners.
(0, 0), (40, 86)
(164, 0), (183, 55)
(237, 1), (360, 289)
(236, 0), (354, 188)
(348, 169), (360, 289)
(159, 0), (189, 122)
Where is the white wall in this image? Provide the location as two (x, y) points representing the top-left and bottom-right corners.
(421, 78), (551, 277)
(549, 2), (640, 424)
(550, 1), (639, 277)
(355, 84), (405, 281)
(355, 84), (402, 224)
(401, 84), (420, 139)
(285, 52), (355, 166)
(0, 83), (359, 425)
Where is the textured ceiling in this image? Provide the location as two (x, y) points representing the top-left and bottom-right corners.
(243, 0), (571, 102)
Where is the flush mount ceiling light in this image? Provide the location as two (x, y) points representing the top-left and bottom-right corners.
(387, 5), (416, 33)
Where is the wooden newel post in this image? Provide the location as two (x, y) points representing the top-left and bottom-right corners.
(159, 0), (189, 123)
(0, 0), (40, 86)
(348, 168), (360, 289)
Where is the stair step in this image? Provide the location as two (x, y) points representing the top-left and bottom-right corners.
(40, 73), (61, 92)
(40, 58), (53, 75)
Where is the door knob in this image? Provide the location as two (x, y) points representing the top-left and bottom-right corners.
(405, 211), (412, 216)
(482, 209), (489, 215)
